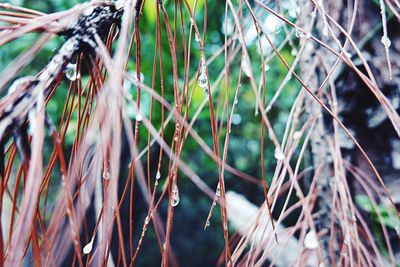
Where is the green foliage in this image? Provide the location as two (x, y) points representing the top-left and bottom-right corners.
(356, 195), (400, 229)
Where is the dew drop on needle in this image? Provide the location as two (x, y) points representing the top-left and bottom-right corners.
(136, 114), (143, 122)
(65, 63), (78, 81)
(274, 147), (285, 161)
(304, 230), (318, 249)
(83, 237), (94, 255)
(103, 170), (110, 180)
(198, 72), (208, 88)
(171, 184), (180, 207)
(216, 183), (221, 197)
(295, 28), (306, 39)
(381, 36), (392, 47)
(198, 55), (209, 89)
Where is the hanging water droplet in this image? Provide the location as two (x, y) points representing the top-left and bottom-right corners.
(198, 72), (208, 88)
(295, 28), (306, 39)
(205, 220), (210, 228)
(304, 230), (318, 249)
(171, 184), (180, 207)
(144, 215), (150, 225)
(233, 97), (239, 105)
(274, 147), (285, 161)
(216, 183), (221, 197)
(198, 55), (208, 89)
(65, 63), (78, 81)
(83, 237), (94, 254)
(156, 170), (161, 180)
(198, 71), (208, 88)
(194, 33), (200, 43)
(291, 48), (298, 56)
(241, 56), (252, 77)
(136, 114), (143, 122)
(172, 184), (178, 192)
(293, 131), (302, 140)
(103, 170), (110, 180)
(171, 194), (180, 207)
(381, 36), (392, 47)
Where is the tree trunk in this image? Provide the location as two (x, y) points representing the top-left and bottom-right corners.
(299, 0), (400, 265)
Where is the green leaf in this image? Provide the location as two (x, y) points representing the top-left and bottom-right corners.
(356, 195), (400, 229)
(356, 195), (374, 213)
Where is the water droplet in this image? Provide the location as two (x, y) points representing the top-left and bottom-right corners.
(172, 184), (178, 192)
(83, 237), (94, 254)
(233, 97), (239, 105)
(103, 170), (110, 180)
(198, 69), (208, 88)
(194, 33), (200, 43)
(65, 63), (78, 81)
(304, 230), (318, 249)
(274, 147), (285, 161)
(144, 215), (150, 225)
(381, 36), (392, 47)
(198, 71), (208, 88)
(156, 170), (161, 180)
(171, 184), (180, 207)
(293, 131), (302, 140)
(291, 48), (298, 56)
(295, 28), (306, 39)
(241, 56), (252, 77)
(205, 220), (210, 228)
(198, 56), (208, 89)
(136, 114), (143, 122)
(216, 183), (221, 197)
